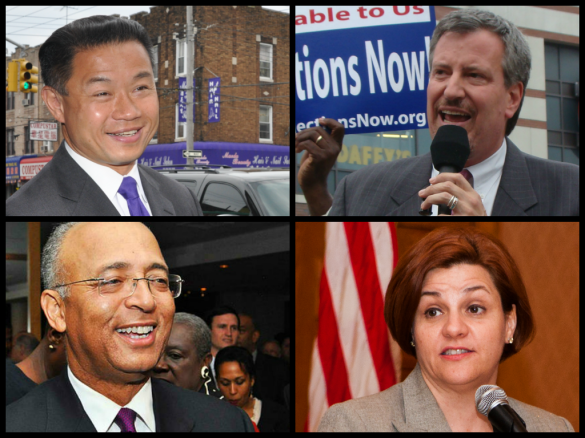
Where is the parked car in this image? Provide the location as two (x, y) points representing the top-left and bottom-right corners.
(154, 165), (289, 216)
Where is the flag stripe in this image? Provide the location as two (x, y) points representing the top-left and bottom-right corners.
(344, 222), (396, 392)
(306, 338), (327, 432)
(370, 222), (398, 296)
(317, 267), (352, 405)
(325, 223), (378, 399)
(307, 222), (399, 431)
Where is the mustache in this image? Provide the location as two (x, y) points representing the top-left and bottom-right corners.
(436, 100), (474, 116)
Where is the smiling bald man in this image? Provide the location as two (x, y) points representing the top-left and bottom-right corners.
(6, 222), (254, 432)
(6, 16), (202, 216)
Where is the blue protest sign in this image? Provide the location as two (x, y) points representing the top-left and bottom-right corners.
(295, 6), (436, 135)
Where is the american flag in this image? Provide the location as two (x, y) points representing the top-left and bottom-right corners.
(305, 222), (400, 431)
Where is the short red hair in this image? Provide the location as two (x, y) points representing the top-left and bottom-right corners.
(384, 226), (535, 363)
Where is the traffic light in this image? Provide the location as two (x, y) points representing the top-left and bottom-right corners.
(6, 60), (19, 92)
(19, 59), (38, 93)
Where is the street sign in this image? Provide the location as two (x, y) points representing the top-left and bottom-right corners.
(182, 150), (203, 158)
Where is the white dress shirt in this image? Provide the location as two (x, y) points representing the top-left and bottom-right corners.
(64, 141), (153, 216)
(67, 366), (156, 432)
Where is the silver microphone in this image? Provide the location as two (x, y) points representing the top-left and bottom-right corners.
(475, 385), (527, 432)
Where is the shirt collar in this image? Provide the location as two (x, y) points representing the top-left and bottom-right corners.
(464, 137), (506, 192)
(431, 137), (506, 192)
(63, 140), (142, 200)
(67, 366), (156, 432)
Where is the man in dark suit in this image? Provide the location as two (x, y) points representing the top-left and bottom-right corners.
(328, 136), (579, 216)
(6, 222), (253, 432)
(6, 141), (202, 216)
(6, 370), (254, 432)
(237, 314), (289, 405)
(6, 15), (202, 216)
(296, 9), (579, 216)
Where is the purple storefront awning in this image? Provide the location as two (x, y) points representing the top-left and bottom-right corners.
(138, 141), (290, 169)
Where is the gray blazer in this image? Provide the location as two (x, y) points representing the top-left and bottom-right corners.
(330, 137), (579, 216)
(318, 363), (574, 432)
(6, 142), (203, 216)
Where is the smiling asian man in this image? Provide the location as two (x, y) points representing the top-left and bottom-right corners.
(6, 16), (202, 216)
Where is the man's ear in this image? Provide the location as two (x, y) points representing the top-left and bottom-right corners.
(505, 82), (524, 120)
(41, 289), (67, 333)
(41, 86), (66, 124)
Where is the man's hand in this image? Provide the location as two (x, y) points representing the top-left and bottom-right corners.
(295, 118), (345, 215)
(418, 173), (487, 216)
(295, 117), (345, 188)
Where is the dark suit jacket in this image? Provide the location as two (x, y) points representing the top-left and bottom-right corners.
(6, 369), (255, 432)
(330, 137), (579, 216)
(256, 397), (290, 432)
(253, 351), (290, 405)
(6, 141), (203, 216)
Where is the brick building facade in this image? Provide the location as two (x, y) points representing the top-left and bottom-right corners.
(6, 6), (290, 157)
(130, 5), (290, 146)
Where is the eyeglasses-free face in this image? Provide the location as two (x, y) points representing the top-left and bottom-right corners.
(53, 274), (184, 298)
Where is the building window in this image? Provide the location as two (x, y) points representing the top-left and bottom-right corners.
(545, 44), (579, 165)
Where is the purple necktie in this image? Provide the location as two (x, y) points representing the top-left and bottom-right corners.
(118, 176), (150, 216)
(460, 168), (474, 189)
(452, 169), (474, 215)
(114, 407), (137, 432)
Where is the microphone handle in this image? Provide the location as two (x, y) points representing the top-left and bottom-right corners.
(437, 166), (460, 216)
(488, 404), (528, 432)
(437, 204), (452, 216)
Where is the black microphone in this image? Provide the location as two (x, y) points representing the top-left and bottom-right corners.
(475, 385), (528, 432)
(421, 125), (470, 216)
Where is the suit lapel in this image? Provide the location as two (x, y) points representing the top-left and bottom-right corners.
(385, 154), (433, 216)
(152, 378), (195, 432)
(492, 138), (538, 215)
(382, 139), (539, 216)
(51, 143), (120, 215)
(138, 166), (176, 216)
(46, 370), (97, 432)
(385, 195), (426, 216)
(394, 363), (452, 432)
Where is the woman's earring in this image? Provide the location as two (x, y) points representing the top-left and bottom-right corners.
(201, 366), (212, 396)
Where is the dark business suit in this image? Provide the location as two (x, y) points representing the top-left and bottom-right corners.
(6, 141), (203, 216)
(253, 351), (290, 406)
(6, 369), (255, 432)
(329, 137), (579, 216)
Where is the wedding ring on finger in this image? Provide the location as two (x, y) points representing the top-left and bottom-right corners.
(448, 195), (459, 211)
(315, 135), (323, 145)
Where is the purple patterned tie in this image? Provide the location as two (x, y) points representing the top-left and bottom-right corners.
(452, 169), (474, 215)
(118, 176), (150, 216)
(460, 168), (474, 189)
(114, 407), (137, 432)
